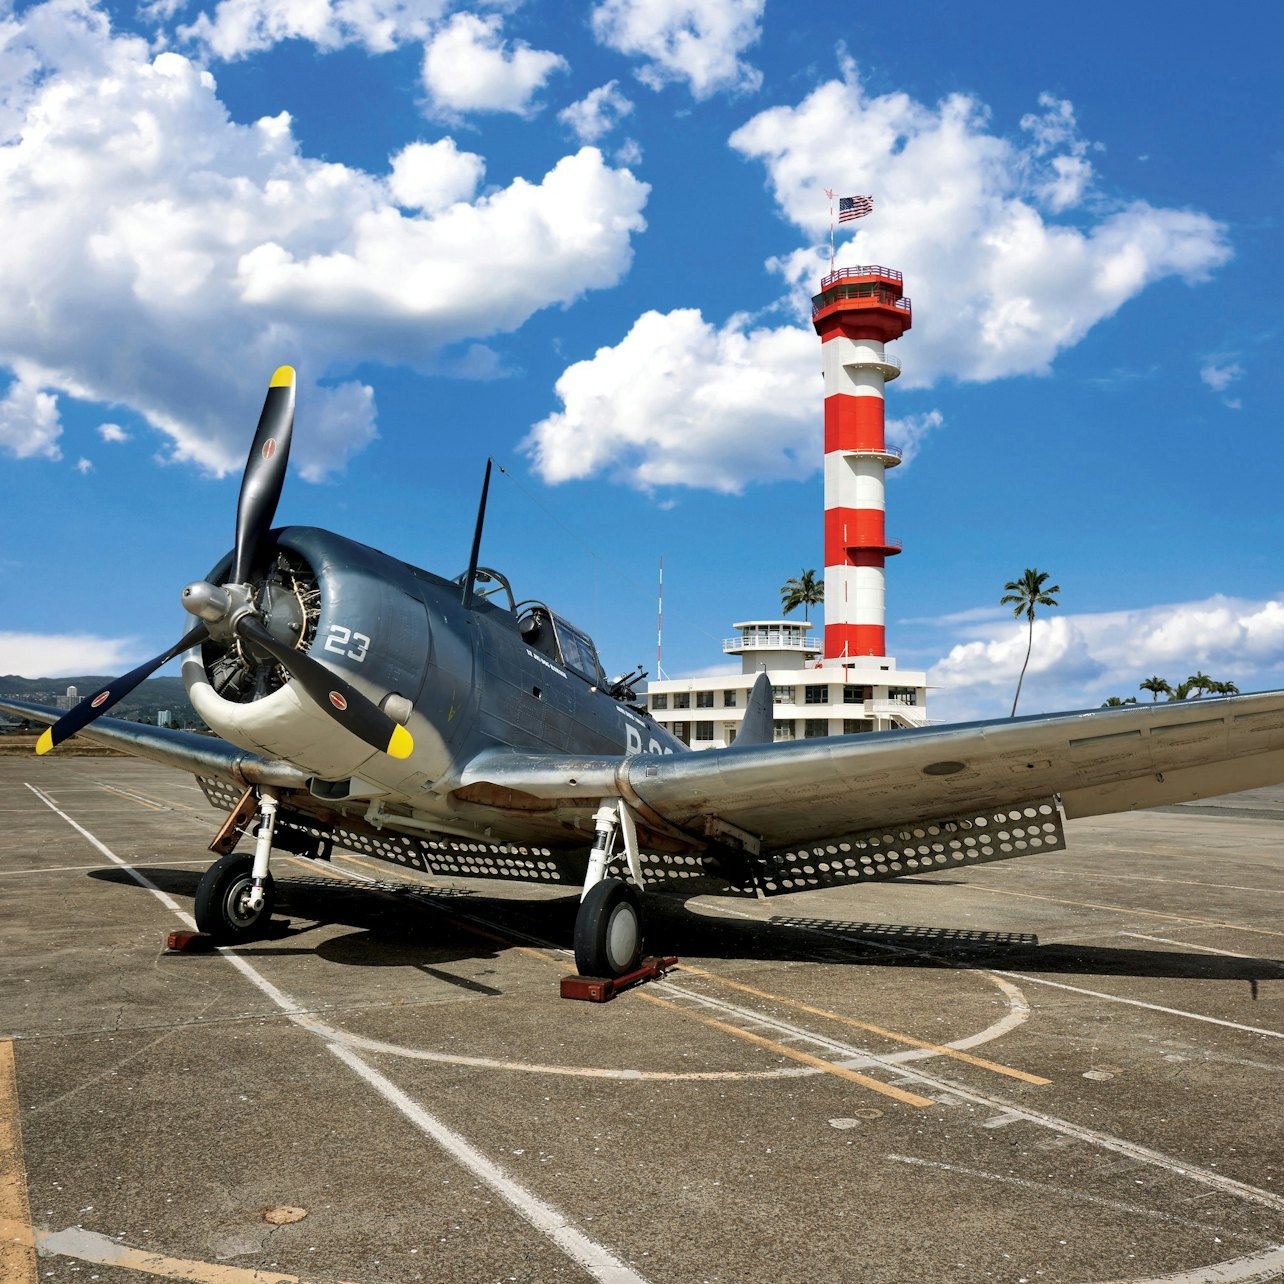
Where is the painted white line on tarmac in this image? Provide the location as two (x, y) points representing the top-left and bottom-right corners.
(409, 896), (1284, 1218)
(889, 1156), (1284, 1284)
(0, 860), (207, 877)
(1122, 932), (1284, 968)
(24, 783), (649, 1284)
(989, 970), (1284, 1040)
(1101, 1242), (1284, 1284)
(886, 1154), (1244, 1237)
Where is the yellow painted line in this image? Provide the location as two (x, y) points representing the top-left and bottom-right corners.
(0, 1040), (37, 1284)
(30, 1223), (358, 1282)
(639, 993), (934, 1107)
(96, 784), (162, 811)
(320, 854), (935, 1103)
(970, 884), (1284, 939)
(675, 963), (1050, 1086)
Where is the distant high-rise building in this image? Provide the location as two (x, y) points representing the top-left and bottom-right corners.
(157, 709), (171, 728)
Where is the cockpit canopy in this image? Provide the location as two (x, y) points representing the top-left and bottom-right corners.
(461, 566), (607, 687)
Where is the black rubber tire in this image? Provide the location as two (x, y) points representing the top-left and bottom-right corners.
(574, 879), (643, 978)
(194, 851), (275, 943)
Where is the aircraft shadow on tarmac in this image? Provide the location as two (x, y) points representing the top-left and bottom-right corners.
(91, 866), (1284, 988)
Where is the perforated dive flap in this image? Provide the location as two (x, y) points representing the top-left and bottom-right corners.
(753, 799), (1066, 896)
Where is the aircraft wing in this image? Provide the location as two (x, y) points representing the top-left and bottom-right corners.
(0, 699), (308, 789)
(457, 691), (1284, 893)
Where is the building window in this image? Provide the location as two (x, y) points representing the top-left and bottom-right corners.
(671, 721), (690, 745)
(804, 685), (830, 704)
(773, 719), (796, 741)
(843, 685), (869, 704)
(888, 686), (917, 706)
(675, 692), (690, 709)
(722, 690), (737, 708)
(726, 727), (737, 743)
(696, 690), (714, 709)
(804, 719), (829, 739)
(843, 718), (874, 735)
(651, 693), (668, 710)
(694, 722), (714, 741)
(771, 685), (795, 704)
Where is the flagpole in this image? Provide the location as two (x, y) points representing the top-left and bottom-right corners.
(824, 188), (835, 275)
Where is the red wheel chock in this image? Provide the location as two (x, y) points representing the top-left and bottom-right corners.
(560, 956), (678, 1002)
(165, 930), (216, 953)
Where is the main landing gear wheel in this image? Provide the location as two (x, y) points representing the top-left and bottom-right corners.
(574, 878), (643, 978)
(194, 851), (275, 943)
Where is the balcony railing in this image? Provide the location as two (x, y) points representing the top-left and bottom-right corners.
(724, 633), (822, 653)
(844, 537), (903, 553)
(812, 288), (912, 319)
(865, 698), (927, 721)
(844, 444), (902, 461)
(821, 266), (903, 287)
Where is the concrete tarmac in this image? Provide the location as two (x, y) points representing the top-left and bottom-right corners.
(2, 756), (1283, 1284)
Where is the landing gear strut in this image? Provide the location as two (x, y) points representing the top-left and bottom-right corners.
(194, 787), (279, 942)
(573, 802), (645, 977)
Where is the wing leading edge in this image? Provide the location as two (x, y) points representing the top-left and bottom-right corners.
(0, 699), (308, 789)
(457, 690), (1284, 856)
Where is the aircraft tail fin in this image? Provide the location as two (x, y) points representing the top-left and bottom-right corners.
(735, 673), (775, 747)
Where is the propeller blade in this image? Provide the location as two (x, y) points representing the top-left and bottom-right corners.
(232, 366), (296, 585)
(37, 622), (210, 755)
(235, 615), (414, 760)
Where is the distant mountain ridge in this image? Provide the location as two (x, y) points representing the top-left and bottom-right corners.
(0, 674), (202, 728)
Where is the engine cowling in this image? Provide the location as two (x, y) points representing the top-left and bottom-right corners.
(183, 527), (443, 782)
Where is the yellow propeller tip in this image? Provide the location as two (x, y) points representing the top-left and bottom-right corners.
(387, 723), (414, 760)
(270, 365), (296, 388)
(36, 729), (53, 756)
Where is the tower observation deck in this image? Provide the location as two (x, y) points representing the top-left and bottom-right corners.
(812, 265), (912, 661)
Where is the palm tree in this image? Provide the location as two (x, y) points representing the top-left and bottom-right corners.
(780, 569), (823, 623)
(1210, 679), (1240, 695)
(1000, 568), (1061, 717)
(1168, 680), (1194, 701)
(1139, 676), (1172, 702)
(1186, 670), (1215, 698)
(1101, 696), (1138, 707)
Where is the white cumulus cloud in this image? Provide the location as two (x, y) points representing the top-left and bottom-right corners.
(730, 65), (1231, 387)
(0, 631), (144, 677)
(0, 373), (63, 461)
(526, 309), (815, 493)
(926, 593), (1284, 723)
(179, 0), (447, 59)
(1200, 359), (1243, 393)
(420, 12), (566, 118)
(559, 81), (634, 143)
(0, 0), (648, 479)
(524, 307), (943, 493)
(97, 423), (129, 443)
(387, 137), (485, 212)
(591, 0), (763, 99)
(534, 65), (1229, 497)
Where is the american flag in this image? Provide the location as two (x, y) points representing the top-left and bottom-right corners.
(838, 194), (874, 223)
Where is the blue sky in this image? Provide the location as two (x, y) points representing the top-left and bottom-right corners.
(0, 0), (1280, 721)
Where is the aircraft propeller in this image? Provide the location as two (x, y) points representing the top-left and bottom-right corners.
(37, 367), (413, 761)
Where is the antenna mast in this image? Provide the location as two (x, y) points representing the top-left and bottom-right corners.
(656, 555), (666, 680)
(461, 457), (493, 609)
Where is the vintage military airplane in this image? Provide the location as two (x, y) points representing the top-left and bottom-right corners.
(5, 368), (1284, 978)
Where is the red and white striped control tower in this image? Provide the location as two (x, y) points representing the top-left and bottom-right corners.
(811, 265), (912, 662)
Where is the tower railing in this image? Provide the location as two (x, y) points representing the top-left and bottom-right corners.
(843, 444), (903, 460)
(812, 288), (912, 318)
(821, 266), (903, 287)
